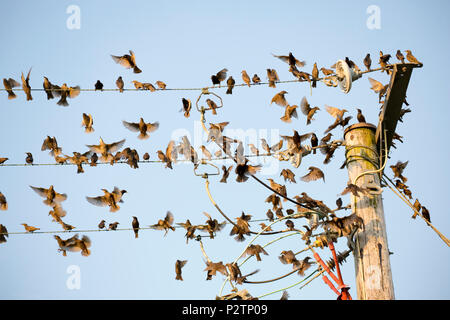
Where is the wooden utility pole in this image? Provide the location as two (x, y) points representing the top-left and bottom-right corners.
(344, 123), (395, 300)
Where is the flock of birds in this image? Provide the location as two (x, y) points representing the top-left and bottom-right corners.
(0, 48), (427, 298)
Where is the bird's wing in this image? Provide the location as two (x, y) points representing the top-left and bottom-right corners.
(54, 193), (68, 202)
(165, 211), (175, 225)
(107, 139), (126, 153)
(368, 77), (383, 92)
(86, 196), (107, 207)
(325, 105), (341, 119)
(68, 86), (80, 98)
(122, 120), (140, 132)
(86, 144), (102, 154)
(300, 96), (310, 115)
(146, 122), (159, 133)
(111, 55), (132, 69)
(29, 186), (48, 198)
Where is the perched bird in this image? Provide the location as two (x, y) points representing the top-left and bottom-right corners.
(363, 53), (372, 71)
(280, 104), (298, 123)
(94, 80), (103, 91)
(0, 224), (8, 244)
(142, 83), (156, 91)
(200, 145), (212, 160)
(98, 220), (106, 229)
(82, 113), (94, 133)
(230, 212), (252, 242)
(235, 140), (245, 163)
(60, 221), (76, 231)
(67, 151), (90, 173)
(390, 160), (408, 183)
(405, 50), (422, 66)
(379, 51), (392, 73)
(206, 99), (219, 115)
(421, 206), (431, 223)
(320, 67), (334, 76)
(220, 165), (233, 183)
(311, 63), (319, 88)
(252, 74), (261, 84)
(201, 212), (226, 239)
(285, 219), (295, 231)
(368, 77), (388, 103)
(248, 144), (259, 156)
(116, 76), (124, 92)
(267, 69), (279, 88)
(226, 76), (235, 94)
(280, 291), (289, 300)
(157, 140), (176, 169)
(211, 68), (228, 86)
(280, 169), (296, 183)
(357, 108), (366, 123)
(243, 244), (269, 262)
(156, 81), (167, 89)
(43, 76), (55, 100)
(56, 83), (81, 106)
(21, 223), (40, 233)
(30, 185), (67, 206)
(132, 216), (140, 238)
(54, 234), (91, 256)
(322, 213), (364, 238)
(260, 222), (273, 231)
(241, 70), (251, 87)
(41, 136), (62, 157)
(123, 118), (159, 140)
(301, 166), (325, 182)
(0, 157), (8, 165)
(3, 78), (20, 99)
(86, 137), (126, 162)
(21, 68), (32, 101)
(150, 211), (175, 236)
(181, 98), (192, 118)
(175, 260), (188, 281)
(86, 187), (127, 212)
(267, 179), (287, 199)
(131, 80), (144, 90)
(25, 152), (34, 165)
(266, 209), (274, 221)
(310, 133), (318, 154)
(111, 50), (142, 73)
(396, 50), (405, 64)
(300, 97), (320, 125)
(109, 222), (120, 230)
(0, 192), (7, 210)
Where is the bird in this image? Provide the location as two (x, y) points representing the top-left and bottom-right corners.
(21, 223), (40, 233)
(21, 68), (32, 101)
(300, 97), (320, 125)
(248, 144), (259, 156)
(320, 67), (334, 76)
(211, 68), (228, 86)
(226, 76), (235, 94)
(123, 118), (159, 140)
(43, 77), (55, 99)
(341, 182), (369, 197)
(0, 224), (8, 244)
(0, 158), (8, 165)
(421, 206), (431, 223)
(379, 51), (392, 73)
(357, 108), (366, 123)
(368, 77), (388, 103)
(81, 113), (94, 133)
(0, 192), (7, 211)
(204, 261), (228, 280)
(405, 50), (422, 66)
(322, 213), (364, 238)
(142, 83), (156, 91)
(94, 80), (103, 91)
(109, 222), (120, 230)
(66, 151), (90, 173)
(311, 63), (319, 88)
(243, 244), (269, 262)
(155, 81), (166, 89)
(266, 69), (279, 88)
(86, 137), (126, 162)
(363, 53), (372, 71)
(241, 70), (251, 87)
(86, 187), (127, 212)
(132, 216), (140, 238)
(310, 133), (318, 154)
(41, 136), (62, 157)
(55, 83), (81, 106)
(30, 185), (67, 206)
(116, 76), (124, 92)
(230, 212), (252, 242)
(235, 159), (261, 183)
(301, 166), (325, 182)
(111, 50), (142, 73)
(252, 74), (261, 84)
(280, 169), (296, 183)
(396, 50), (405, 64)
(325, 105), (348, 121)
(150, 211), (175, 236)
(200, 145), (212, 160)
(280, 104), (298, 123)
(220, 165), (233, 183)
(206, 99), (219, 115)
(285, 219), (295, 231)
(180, 98), (192, 118)
(175, 260), (188, 281)
(390, 160), (409, 183)
(25, 152), (34, 165)
(157, 140), (176, 169)
(271, 91), (288, 107)
(3, 78), (20, 99)
(98, 220), (106, 229)
(267, 179), (287, 199)
(131, 80), (144, 90)
(272, 53), (306, 67)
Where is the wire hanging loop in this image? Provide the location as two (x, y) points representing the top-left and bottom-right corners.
(193, 160), (220, 178)
(195, 88), (223, 113)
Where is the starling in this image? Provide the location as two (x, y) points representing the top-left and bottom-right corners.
(379, 51), (391, 73)
(421, 206), (431, 223)
(267, 179), (287, 199)
(322, 213), (364, 237)
(260, 223), (273, 231)
(226, 76), (235, 94)
(82, 113), (94, 133)
(272, 53), (306, 67)
(266, 209), (274, 222)
(116, 76), (124, 92)
(243, 244), (269, 262)
(412, 199), (421, 219)
(285, 219), (295, 231)
(311, 63), (319, 88)
(310, 133), (318, 154)
(363, 53), (372, 71)
(3, 78), (20, 100)
(271, 91), (288, 107)
(396, 50), (405, 64)
(43, 77), (55, 100)
(86, 187), (126, 212)
(94, 80), (103, 91)
(142, 83), (156, 91)
(235, 159), (261, 183)
(132, 216), (140, 238)
(405, 50), (422, 66)
(0, 157), (8, 165)
(280, 104), (298, 123)
(241, 70), (251, 87)
(280, 291), (289, 300)
(368, 77), (388, 103)
(30, 185), (67, 206)
(21, 223), (40, 233)
(67, 151), (90, 173)
(248, 143), (259, 156)
(86, 137), (126, 162)
(98, 220), (106, 229)
(132, 80), (144, 89)
(123, 118), (159, 140)
(300, 96), (320, 125)
(156, 81), (167, 89)
(204, 261), (228, 280)
(25, 152), (34, 165)
(301, 166), (325, 182)
(357, 108), (366, 123)
(21, 68), (32, 101)
(320, 68), (334, 76)
(55, 83), (81, 107)
(390, 160), (409, 183)
(336, 198), (343, 210)
(211, 68), (228, 86)
(109, 222), (119, 230)
(41, 136), (62, 157)
(267, 69), (279, 88)
(341, 182), (369, 197)
(0, 224), (8, 244)
(280, 169), (296, 183)
(325, 105), (348, 121)
(180, 98), (192, 118)
(0, 192), (7, 211)
(111, 50), (142, 73)
(252, 74), (261, 84)
(220, 165), (233, 183)
(175, 260), (188, 281)
(230, 212), (252, 242)
(150, 211), (175, 236)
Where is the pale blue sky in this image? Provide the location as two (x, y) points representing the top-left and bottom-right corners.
(0, 0), (449, 299)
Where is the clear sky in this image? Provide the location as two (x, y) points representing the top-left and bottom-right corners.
(0, 0), (449, 300)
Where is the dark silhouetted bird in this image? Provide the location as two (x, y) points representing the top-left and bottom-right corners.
(396, 50), (405, 64)
(226, 76), (235, 94)
(94, 80), (103, 91)
(175, 260), (188, 281)
(25, 152), (34, 165)
(357, 108), (366, 123)
(364, 53), (372, 71)
(132, 216), (140, 238)
(211, 68), (228, 86)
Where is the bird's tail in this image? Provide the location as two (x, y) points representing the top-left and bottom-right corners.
(46, 92), (54, 100)
(133, 66), (142, 74)
(77, 164), (84, 174)
(85, 127), (95, 134)
(138, 132), (149, 140)
(226, 88), (232, 94)
(110, 204), (120, 212)
(176, 274), (183, 281)
(26, 93), (33, 101)
(134, 231), (139, 238)
(280, 115), (291, 123)
(57, 98), (69, 107)
(269, 81), (276, 88)
(312, 80), (317, 88)
(7, 91), (17, 100)
(81, 249), (91, 257)
(0, 203), (7, 210)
